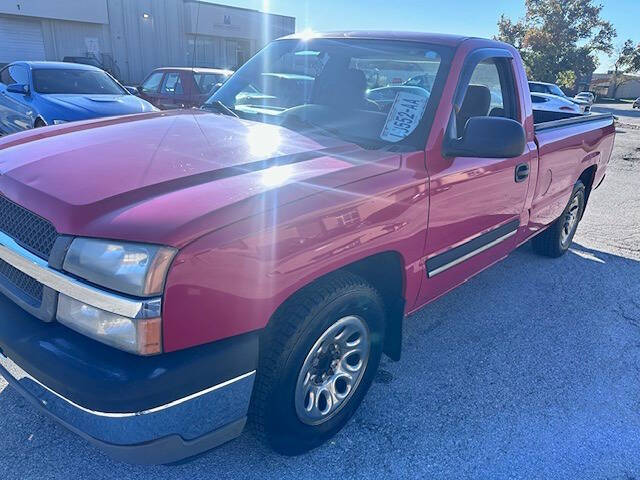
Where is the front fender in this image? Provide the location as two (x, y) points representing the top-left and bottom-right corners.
(162, 157), (430, 352)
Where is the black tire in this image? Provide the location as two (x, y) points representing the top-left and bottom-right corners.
(34, 118), (46, 128)
(250, 271), (385, 455)
(532, 180), (585, 258)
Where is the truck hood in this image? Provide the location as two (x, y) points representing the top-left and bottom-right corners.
(0, 110), (400, 247)
(42, 94), (155, 117)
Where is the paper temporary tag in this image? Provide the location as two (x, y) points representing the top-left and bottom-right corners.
(380, 92), (428, 142)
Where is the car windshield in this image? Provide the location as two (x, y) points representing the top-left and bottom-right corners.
(548, 84), (566, 97)
(33, 69), (125, 95)
(206, 38), (450, 149)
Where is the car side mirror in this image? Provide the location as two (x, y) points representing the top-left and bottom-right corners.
(125, 86), (140, 95)
(443, 116), (526, 158)
(7, 83), (29, 95)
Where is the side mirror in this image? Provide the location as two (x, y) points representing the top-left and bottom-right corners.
(7, 83), (29, 95)
(125, 86), (140, 96)
(443, 116), (526, 158)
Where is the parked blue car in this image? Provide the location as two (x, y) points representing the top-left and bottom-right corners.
(0, 61), (156, 134)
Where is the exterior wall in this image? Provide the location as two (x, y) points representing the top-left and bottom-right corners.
(613, 78), (640, 99)
(39, 19), (112, 63)
(0, 0), (295, 83)
(0, 0), (108, 24)
(590, 73), (640, 99)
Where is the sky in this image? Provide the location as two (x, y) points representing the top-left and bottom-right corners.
(210, 0), (638, 73)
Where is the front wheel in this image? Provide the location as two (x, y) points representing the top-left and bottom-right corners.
(250, 271), (385, 455)
(532, 180), (585, 257)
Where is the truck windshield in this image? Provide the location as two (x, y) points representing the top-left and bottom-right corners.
(205, 38), (451, 149)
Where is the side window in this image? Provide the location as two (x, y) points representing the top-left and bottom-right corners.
(529, 83), (544, 93)
(161, 73), (183, 95)
(9, 65), (29, 85)
(140, 72), (164, 93)
(0, 67), (11, 85)
(456, 58), (518, 136)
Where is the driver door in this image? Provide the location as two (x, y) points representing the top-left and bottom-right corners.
(418, 53), (533, 304)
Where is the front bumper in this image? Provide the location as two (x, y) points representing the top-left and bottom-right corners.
(0, 292), (258, 464)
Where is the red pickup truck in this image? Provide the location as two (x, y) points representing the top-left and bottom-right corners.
(0, 32), (614, 464)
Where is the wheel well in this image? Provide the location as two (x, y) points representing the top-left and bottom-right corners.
(578, 165), (597, 218)
(342, 251), (405, 361)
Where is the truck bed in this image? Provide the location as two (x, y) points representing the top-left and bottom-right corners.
(533, 110), (614, 131)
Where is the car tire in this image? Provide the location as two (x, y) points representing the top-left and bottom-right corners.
(532, 180), (585, 258)
(34, 118), (46, 128)
(250, 271), (385, 455)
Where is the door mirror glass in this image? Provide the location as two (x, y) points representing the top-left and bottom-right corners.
(443, 116), (525, 158)
(7, 83), (29, 95)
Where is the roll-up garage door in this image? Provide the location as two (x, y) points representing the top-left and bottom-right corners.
(0, 16), (46, 64)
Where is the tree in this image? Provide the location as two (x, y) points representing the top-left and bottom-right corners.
(609, 39), (640, 98)
(496, 0), (616, 90)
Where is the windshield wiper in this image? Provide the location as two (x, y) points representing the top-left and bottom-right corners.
(202, 100), (238, 118)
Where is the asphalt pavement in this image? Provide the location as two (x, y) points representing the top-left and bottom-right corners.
(1, 104), (639, 479)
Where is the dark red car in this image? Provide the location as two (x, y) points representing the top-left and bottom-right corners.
(135, 67), (232, 109)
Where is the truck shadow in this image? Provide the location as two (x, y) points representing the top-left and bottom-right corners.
(1, 242), (639, 477)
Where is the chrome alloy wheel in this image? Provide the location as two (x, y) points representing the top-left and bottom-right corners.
(294, 315), (370, 426)
(560, 195), (580, 246)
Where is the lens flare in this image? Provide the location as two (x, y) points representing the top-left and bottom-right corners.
(247, 124), (282, 157)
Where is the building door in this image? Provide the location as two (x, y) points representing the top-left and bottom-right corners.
(0, 16), (46, 65)
(224, 40), (237, 69)
(224, 39), (250, 69)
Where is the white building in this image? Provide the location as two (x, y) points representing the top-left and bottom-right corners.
(0, 0), (295, 83)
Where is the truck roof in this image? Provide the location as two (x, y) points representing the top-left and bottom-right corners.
(281, 30), (471, 47)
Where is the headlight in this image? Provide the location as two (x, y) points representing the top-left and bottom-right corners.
(57, 294), (162, 355)
(63, 238), (177, 297)
(52, 119), (68, 125)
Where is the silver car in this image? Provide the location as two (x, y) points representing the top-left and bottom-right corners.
(574, 92), (595, 105)
(531, 93), (585, 114)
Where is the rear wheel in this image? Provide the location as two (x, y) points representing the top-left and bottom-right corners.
(532, 180), (585, 257)
(250, 271), (385, 455)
